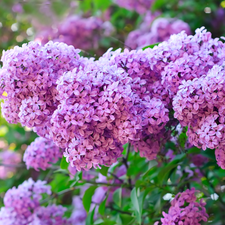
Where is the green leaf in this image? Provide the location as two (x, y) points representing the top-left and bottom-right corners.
(86, 206), (96, 225)
(187, 147), (201, 154)
(151, 0), (167, 11)
(113, 188), (122, 207)
(142, 160), (158, 179)
(98, 195), (108, 215)
(142, 42), (160, 50)
(201, 148), (216, 160)
(70, 171), (82, 187)
(83, 186), (98, 212)
(94, 219), (104, 225)
(158, 153), (186, 185)
(98, 165), (109, 177)
(60, 156), (69, 170)
(178, 132), (187, 148)
(93, 0), (111, 11)
(131, 188), (141, 224)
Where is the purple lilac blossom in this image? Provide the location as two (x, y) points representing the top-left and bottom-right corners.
(0, 41), (85, 139)
(190, 154), (208, 167)
(35, 15), (114, 51)
(51, 56), (139, 170)
(23, 137), (62, 171)
(0, 178), (70, 225)
(114, 0), (154, 14)
(0, 150), (21, 179)
(125, 16), (191, 49)
(173, 65), (225, 168)
(160, 188), (208, 224)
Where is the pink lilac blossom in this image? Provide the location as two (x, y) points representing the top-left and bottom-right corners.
(173, 65), (225, 168)
(161, 188), (208, 224)
(35, 15), (114, 51)
(114, 0), (154, 14)
(0, 178), (70, 225)
(51, 57), (141, 170)
(125, 17), (191, 49)
(0, 41), (85, 138)
(102, 48), (171, 160)
(12, 3), (23, 13)
(23, 137), (62, 171)
(0, 150), (21, 179)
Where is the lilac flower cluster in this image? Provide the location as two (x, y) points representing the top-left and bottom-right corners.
(2, 27), (225, 171)
(114, 0), (154, 14)
(0, 178), (70, 225)
(0, 150), (21, 179)
(173, 65), (225, 168)
(23, 137), (62, 171)
(51, 57), (137, 170)
(0, 41), (84, 138)
(160, 188), (208, 224)
(103, 48), (171, 159)
(126, 16), (191, 49)
(35, 15), (114, 51)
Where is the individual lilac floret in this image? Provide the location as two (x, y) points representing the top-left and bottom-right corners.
(23, 137), (63, 171)
(0, 150), (21, 179)
(161, 188), (208, 224)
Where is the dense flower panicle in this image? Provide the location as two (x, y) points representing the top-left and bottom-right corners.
(161, 28), (225, 97)
(31, 205), (70, 225)
(126, 17), (191, 49)
(114, 0), (154, 14)
(0, 41), (84, 138)
(0, 179), (71, 225)
(4, 179), (51, 217)
(161, 188), (208, 224)
(23, 137), (62, 171)
(35, 15), (114, 51)
(173, 65), (225, 168)
(0, 150), (21, 179)
(51, 58), (137, 170)
(102, 48), (170, 159)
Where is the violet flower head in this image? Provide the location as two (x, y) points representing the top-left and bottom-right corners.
(0, 41), (84, 138)
(0, 178), (70, 225)
(161, 188), (208, 225)
(23, 137), (63, 171)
